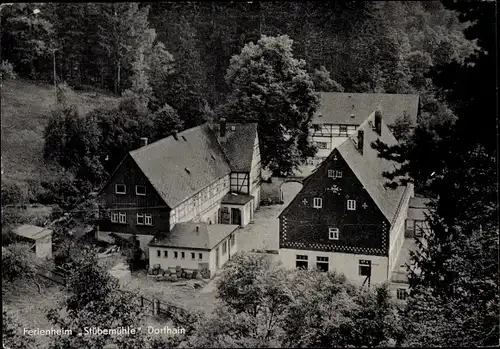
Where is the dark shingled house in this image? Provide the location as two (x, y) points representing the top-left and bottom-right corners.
(279, 107), (428, 301)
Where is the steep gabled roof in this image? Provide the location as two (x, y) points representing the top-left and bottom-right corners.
(314, 92), (420, 126)
(280, 111), (408, 225)
(217, 123), (258, 172)
(148, 223), (239, 250)
(336, 112), (407, 224)
(129, 124), (231, 208)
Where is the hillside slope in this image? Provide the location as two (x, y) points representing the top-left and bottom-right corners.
(1, 79), (118, 182)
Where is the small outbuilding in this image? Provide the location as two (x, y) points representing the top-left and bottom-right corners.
(148, 223), (239, 279)
(13, 224), (53, 259)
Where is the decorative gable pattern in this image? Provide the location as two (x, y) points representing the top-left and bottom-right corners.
(280, 110), (407, 257)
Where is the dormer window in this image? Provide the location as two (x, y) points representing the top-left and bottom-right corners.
(115, 184), (126, 194)
(136, 185), (146, 196)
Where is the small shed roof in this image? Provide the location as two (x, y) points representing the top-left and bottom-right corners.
(13, 224), (52, 240)
(221, 193), (254, 205)
(149, 223), (239, 250)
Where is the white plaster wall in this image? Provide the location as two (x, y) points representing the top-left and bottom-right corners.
(149, 247), (209, 271)
(250, 185), (261, 211)
(279, 248), (389, 286)
(209, 235), (233, 277)
(36, 234), (52, 259)
(388, 184), (414, 273)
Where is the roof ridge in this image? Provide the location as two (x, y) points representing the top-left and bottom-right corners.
(130, 124), (206, 155)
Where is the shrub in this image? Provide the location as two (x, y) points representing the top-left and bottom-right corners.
(0, 60), (17, 82)
(1, 179), (33, 206)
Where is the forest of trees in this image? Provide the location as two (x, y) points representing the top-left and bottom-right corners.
(2, 1), (493, 189)
(1, 1), (497, 347)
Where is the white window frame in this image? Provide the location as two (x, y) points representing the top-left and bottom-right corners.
(136, 213), (145, 225)
(347, 199), (356, 211)
(191, 252), (195, 260)
(145, 214), (153, 226)
(118, 212), (126, 224)
(198, 253), (203, 260)
(329, 228), (339, 240)
(335, 170), (343, 178)
(313, 197), (322, 209)
(327, 169), (335, 178)
(115, 184), (126, 194)
(111, 212), (118, 223)
(174, 251), (178, 259)
(135, 185), (146, 196)
(157, 250), (161, 257)
(181, 251), (185, 259)
(164, 250), (168, 258)
(115, 184), (127, 194)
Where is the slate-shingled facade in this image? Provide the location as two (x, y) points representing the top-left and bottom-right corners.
(98, 119), (262, 241)
(279, 108), (419, 295)
(306, 92), (420, 169)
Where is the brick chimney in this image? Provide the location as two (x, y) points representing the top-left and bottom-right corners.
(374, 108), (382, 136)
(140, 137), (148, 147)
(220, 118), (227, 138)
(357, 130), (364, 155)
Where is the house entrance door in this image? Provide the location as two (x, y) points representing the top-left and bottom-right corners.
(231, 208), (241, 225)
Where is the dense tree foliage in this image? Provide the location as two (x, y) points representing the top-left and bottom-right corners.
(220, 35), (319, 175)
(188, 253), (404, 347)
(368, 2), (498, 347)
(46, 250), (148, 349)
(3, 310), (36, 349)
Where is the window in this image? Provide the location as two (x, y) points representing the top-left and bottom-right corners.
(181, 252), (185, 259)
(157, 250), (161, 257)
(296, 255), (308, 269)
(222, 241), (227, 254)
(198, 253), (203, 260)
(316, 256), (329, 272)
(137, 213), (144, 225)
(359, 260), (372, 276)
(145, 214), (153, 226)
(115, 184), (126, 194)
(327, 169), (335, 178)
(230, 233), (235, 247)
(347, 199), (356, 211)
(335, 170), (343, 178)
(191, 252), (195, 260)
(164, 251), (168, 258)
(339, 125), (348, 135)
(118, 212), (126, 224)
(316, 141), (328, 149)
(136, 185), (146, 195)
(329, 228), (339, 240)
(111, 212), (118, 223)
(313, 197), (322, 209)
(174, 251), (178, 259)
(397, 288), (408, 300)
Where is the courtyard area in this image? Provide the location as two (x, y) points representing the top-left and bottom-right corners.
(237, 181), (302, 252)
